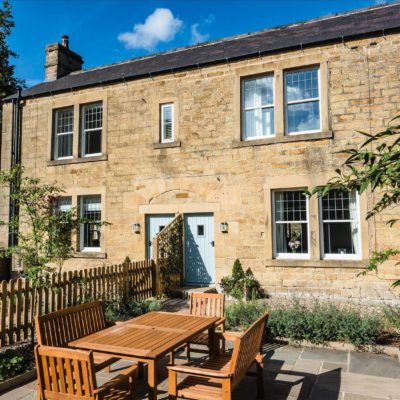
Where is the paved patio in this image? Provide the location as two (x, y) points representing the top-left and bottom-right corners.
(2, 342), (400, 400)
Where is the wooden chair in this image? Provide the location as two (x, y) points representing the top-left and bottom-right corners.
(168, 311), (268, 400)
(185, 292), (226, 360)
(35, 301), (119, 372)
(35, 345), (137, 400)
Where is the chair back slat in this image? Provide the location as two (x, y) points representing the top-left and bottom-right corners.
(35, 301), (107, 347)
(189, 293), (225, 318)
(35, 345), (97, 400)
(230, 312), (268, 383)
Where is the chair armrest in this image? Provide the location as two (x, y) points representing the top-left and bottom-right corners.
(216, 317), (225, 329)
(168, 364), (232, 378)
(94, 364), (137, 396)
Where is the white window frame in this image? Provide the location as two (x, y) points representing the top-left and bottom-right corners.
(319, 191), (362, 260)
(54, 107), (73, 160)
(241, 74), (275, 141)
(160, 103), (174, 143)
(284, 67), (322, 136)
(272, 189), (310, 260)
(81, 103), (103, 157)
(79, 195), (101, 252)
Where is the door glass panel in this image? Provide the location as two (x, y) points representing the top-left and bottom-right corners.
(197, 225), (205, 236)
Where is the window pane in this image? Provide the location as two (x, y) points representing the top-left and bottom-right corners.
(56, 197), (72, 213)
(84, 104), (103, 130)
(287, 101), (320, 133)
(56, 108), (73, 134)
(322, 190), (357, 221)
(276, 222), (308, 254)
(81, 196), (101, 249)
(161, 104), (173, 142)
(85, 130), (102, 155)
(243, 76), (274, 108)
(275, 191), (307, 222)
(323, 222), (358, 255)
(243, 108), (274, 138)
(285, 68), (319, 102)
(57, 133), (73, 158)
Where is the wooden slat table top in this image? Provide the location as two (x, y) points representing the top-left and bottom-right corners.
(69, 311), (219, 359)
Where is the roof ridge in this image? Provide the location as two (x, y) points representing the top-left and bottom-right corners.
(71, 1), (400, 76)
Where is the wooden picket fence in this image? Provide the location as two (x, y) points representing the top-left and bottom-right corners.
(0, 260), (156, 347)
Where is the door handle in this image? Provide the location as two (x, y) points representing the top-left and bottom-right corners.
(149, 241), (152, 247)
(210, 241), (214, 247)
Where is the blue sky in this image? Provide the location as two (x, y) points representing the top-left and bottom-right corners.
(8, 0), (393, 87)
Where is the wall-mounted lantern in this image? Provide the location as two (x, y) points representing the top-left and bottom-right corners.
(219, 222), (228, 233)
(132, 223), (141, 234)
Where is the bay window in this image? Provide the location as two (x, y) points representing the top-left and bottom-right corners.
(242, 75), (274, 140)
(320, 189), (360, 259)
(273, 190), (309, 258)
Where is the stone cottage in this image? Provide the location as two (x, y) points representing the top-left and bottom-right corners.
(1, 3), (400, 302)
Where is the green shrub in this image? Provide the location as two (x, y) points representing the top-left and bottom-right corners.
(381, 305), (400, 330)
(225, 300), (265, 331)
(267, 300), (383, 347)
(104, 297), (162, 322)
(220, 259), (262, 300)
(0, 349), (28, 382)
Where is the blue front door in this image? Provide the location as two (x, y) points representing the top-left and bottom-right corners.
(184, 213), (215, 285)
(146, 214), (174, 259)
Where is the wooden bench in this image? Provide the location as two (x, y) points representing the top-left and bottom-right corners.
(185, 292), (226, 360)
(168, 311), (269, 400)
(34, 301), (119, 372)
(35, 345), (137, 400)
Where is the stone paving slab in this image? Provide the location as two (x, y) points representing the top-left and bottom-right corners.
(349, 351), (400, 379)
(1, 344), (400, 400)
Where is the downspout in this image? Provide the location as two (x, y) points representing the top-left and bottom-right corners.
(8, 88), (22, 248)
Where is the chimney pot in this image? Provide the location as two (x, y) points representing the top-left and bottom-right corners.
(61, 35), (69, 48)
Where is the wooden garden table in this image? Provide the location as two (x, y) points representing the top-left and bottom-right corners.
(69, 311), (220, 400)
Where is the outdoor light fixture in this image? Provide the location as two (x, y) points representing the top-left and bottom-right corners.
(219, 222), (228, 233)
(132, 223), (141, 234)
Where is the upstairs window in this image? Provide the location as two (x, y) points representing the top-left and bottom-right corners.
(53, 107), (73, 160)
(273, 190), (309, 258)
(285, 67), (321, 134)
(160, 103), (174, 143)
(242, 75), (274, 140)
(80, 195), (101, 251)
(320, 190), (360, 259)
(81, 102), (102, 156)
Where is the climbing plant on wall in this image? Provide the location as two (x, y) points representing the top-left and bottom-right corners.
(155, 214), (183, 293)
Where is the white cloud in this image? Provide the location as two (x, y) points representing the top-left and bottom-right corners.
(190, 23), (210, 45)
(118, 8), (183, 51)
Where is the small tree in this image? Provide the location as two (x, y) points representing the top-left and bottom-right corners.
(0, 166), (109, 338)
(310, 116), (400, 287)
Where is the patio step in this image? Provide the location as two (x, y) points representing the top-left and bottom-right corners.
(170, 286), (217, 299)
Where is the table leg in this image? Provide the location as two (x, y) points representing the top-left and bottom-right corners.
(147, 359), (158, 400)
(208, 325), (216, 356)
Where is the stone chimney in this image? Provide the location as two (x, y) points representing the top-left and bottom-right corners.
(45, 35), (83, 81)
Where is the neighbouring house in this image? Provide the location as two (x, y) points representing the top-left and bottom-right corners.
(1, 3), (399, 303)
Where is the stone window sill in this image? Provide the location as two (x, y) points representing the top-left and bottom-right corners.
(268, 259), (367, 269)
(153, 140), (181, 149)
(47, 154), (108, 166)
(72, 252), (107, 259)
(232, 131), (333, 148)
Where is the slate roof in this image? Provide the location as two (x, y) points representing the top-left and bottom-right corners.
(5, 2), (400, 101)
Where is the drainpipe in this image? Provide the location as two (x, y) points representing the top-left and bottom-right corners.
(8, 88), (22, 248)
